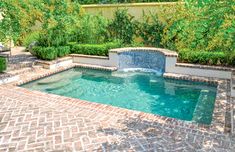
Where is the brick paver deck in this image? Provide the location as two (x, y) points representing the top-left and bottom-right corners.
(0, 87), (234, 151)
(0, 64), (234, 151)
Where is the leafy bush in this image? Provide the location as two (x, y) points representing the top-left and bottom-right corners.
(178, 51), (227, 66)
(35, 0), (81, 47)
(70, 14), (108, 44)
(22, 31), (40, 48)
(32, 46), (57, 61)
(57, 46), (70, 57)
(0, 0), (81, 45)
(162, 0), (235, 53)
(37, 25), (70, 47)
(138, 13), (164, 47)
(108, 9), (137, 44)
(0, 57), (6, 72)
(225, 51), (235, 66)
(69, 42), (121, 56)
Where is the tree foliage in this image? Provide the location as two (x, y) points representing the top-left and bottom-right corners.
(162, 0), (235, 53)
(0, 0), (43, 44)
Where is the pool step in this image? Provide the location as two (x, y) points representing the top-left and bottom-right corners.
(75, 63), (117, 71)
(43, 80), (71, 91)
(7, 55), (38, 71)
(231, 71), (235, 98)
(231, 71), (235, 135)
(232, 97), (235, 135)
(6, 65), (42, 75)
(192, 90), (212, 124)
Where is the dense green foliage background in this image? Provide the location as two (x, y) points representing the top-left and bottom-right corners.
(0, 0), (234, 66)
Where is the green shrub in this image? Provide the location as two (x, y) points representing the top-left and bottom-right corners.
(22, 31), (40, 48)
(32, 46), (57, 60)
(108, 9), (137, 44)
(70, 14), (108, 44)
(178, 51), (227, 66)
(37, 25), (69, 47)
(138, 14), (164, 47)
(0, 57), (6, 72)
(57, 46), (70, 57)
(162, 0), (235, 54)
(69, 42), (121, 56)
(225, 51), (235, 66)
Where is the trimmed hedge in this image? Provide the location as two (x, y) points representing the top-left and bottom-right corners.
(32, 47), (57, 60)
(32, 46), (70, 60)
(57, 46), (70, 57)
(0, 57), (6, 72)
(178, 51), (227, 66)
(69, 42), (121, 56)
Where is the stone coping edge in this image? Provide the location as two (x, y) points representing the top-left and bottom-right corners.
(14, 64), (117, 86)
(36, 57), (72, 65)
(176, 63), (235, 72)
(163, 73), (219, 84)
(109, 47), (178, 57)
(70, 54), (109, 60)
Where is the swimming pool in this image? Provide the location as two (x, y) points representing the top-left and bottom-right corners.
(21, 68), (217, 124)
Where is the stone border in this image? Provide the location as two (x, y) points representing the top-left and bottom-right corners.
(36, 57), (72, 65)
(176, 63), (235, 72)
(109, 47), (178, 57)
(36, 57), (73, 69)
(0, 74), (19, 85)
(4, 64), (229, 134)
(14, 63), (117, 86)
(70, 54), (109, 60)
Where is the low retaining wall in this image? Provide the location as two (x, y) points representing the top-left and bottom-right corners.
(70, 47), (233, 80)
(36, 57), (73, 70)
(165, 57), (232, 80)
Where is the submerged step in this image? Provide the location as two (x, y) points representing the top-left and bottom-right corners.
(38, 70), (82, 85)
(44, 81), (70, 91)
(6, 66), (42, 75)
(192, 90), (213, 124)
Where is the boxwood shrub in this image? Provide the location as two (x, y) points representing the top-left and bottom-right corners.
(57, 46), (70, 57)
(178, 51), (227, 66)
(69, 42), (121, 56)
(32, 46), (70, 60)
(32, 46), (57, 60)
(0, 57), (6, 72)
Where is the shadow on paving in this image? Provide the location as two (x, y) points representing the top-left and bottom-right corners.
(94, 115), (234, 151)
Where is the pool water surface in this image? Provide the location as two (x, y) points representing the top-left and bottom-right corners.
(21, 68), (217, 124)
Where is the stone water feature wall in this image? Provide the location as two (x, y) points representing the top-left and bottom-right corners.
(118, 51), (166, 73)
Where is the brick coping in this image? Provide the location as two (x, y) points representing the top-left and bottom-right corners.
(36, 57), (72, 65)
(109, 47), (178, 57)
(0, 64), (228, 135)
(176, 63), (235, 72)
(70, 54), (109, 60)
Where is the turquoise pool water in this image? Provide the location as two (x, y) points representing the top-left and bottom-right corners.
(21, 68), (217, 124)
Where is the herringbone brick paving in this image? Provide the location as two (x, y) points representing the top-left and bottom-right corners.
(0, 85), (234, 152)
